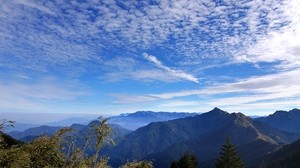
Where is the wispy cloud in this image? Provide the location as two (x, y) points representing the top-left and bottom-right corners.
(105, 70), (195, 83)
(103, 53), (199, 83)
(113, 68), (300, 113)
(111, 94), (159, 104)
(143, 53), (199, 83)
(0, 77), (90, 112)
(148, 68), (300, 99)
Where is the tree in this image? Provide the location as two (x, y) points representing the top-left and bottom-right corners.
(90, 117), (114, 168)
(121, 160), (153, 168)
(0, 126), (71, 168)
(0, 118), (153, 168)
(215, 138), (244, 168)
(170, 152), (198, 168)
(23, 128), (72, 168)
(66, 116), (114, 168)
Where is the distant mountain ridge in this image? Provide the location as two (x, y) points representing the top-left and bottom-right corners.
(105, 108), (300, 168)
(256, 108), (300, 133)
(7, 111), (198, 141)
(46, 117), (93, 126)
(8, 125), (63, 140)
(8, 122), (131, 143)
(108, 111), (199, 130)
(4, 108), (300, 168)
(147, 112), (298, 167)
(4, 123), (40, 132)
(4, 117), (92, 133)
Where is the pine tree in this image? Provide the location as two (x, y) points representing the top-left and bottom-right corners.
(170, 152), (198, 168)
(215, 138), (244, 168)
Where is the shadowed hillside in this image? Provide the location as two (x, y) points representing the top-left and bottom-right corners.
(256, 108), (300, 133)
(105, 108), (300, 168)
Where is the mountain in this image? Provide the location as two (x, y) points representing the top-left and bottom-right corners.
(105, 108), (300, 168)
(108, 111), (199, 130)
(4, 123), (40, 132)
(146, 113), (298, 167)
(8, 125), (63, 140)
(8, 121), (131, 144)
(259, 139), (300, 168)
(46, 117), (93, 126)
(76, 120), (131, 140)
(256, 108), (300, 133)
(107, 108), (227, 162)
(0, 132), (23, 148)
(4, 118), (91, 133)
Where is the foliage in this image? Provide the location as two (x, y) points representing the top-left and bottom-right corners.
(0, 128), (71, 168)
(0, 119), (15, 132)
(0, 117), (152, 168)
(91, 117), (114, 167)
(121, 160), (153, 168)
(170, 152), (198, 168)
(215, 138), (244, 168)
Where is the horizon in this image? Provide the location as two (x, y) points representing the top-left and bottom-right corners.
(2, 107), (299, 125)
(1, 0), (300, 120)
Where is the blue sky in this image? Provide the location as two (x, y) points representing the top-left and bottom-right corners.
(1, 0), (300, 119)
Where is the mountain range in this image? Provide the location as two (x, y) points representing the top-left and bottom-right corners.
(5, 108), (300, 168)
(105, 108), (300, 167)
(4, 117), (94, 132)
(9, 125), (63, 141)
(8, 111), (196, 141)
(108, 111), (199, 130)
(255, 108), (300, 133)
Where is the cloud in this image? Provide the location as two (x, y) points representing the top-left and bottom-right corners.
(112, 68), (300, 112)
(1, 0), (299, 77)
(143, 53), (199, 83)
(149, 68), (300, 99)
(105, 70), (193, 83)
(111, 94), (159, 104)
(13, 0), (55, 15)
(231, 0), (300, 69)
(1, 0), (300, 115)
(0, 78), (90, 112)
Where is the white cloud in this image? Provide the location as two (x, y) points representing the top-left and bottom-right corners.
(111, 94), (159, 104)
(148, 68), (300, 99)
(143, 53), (199, 83)
(112, 68), (300, 113)
(105, 69), (196, 83)
(13, 0), (55, 15)
(232, 0), (300, 69)
(1, 0), (299, 76)
(0, 78), (90, 111)
(1, 0), (300, 115)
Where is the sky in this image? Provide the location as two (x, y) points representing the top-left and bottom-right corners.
(1, 0), (300, 121)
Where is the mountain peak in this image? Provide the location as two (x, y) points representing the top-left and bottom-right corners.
(231, 112), (253, 128)
(231, 112), (248, 118)
(289, 108), (300, 113)
(208, 107), (227, 114)
(255, 108), (300, 133)
(272, 110), (288, 117)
